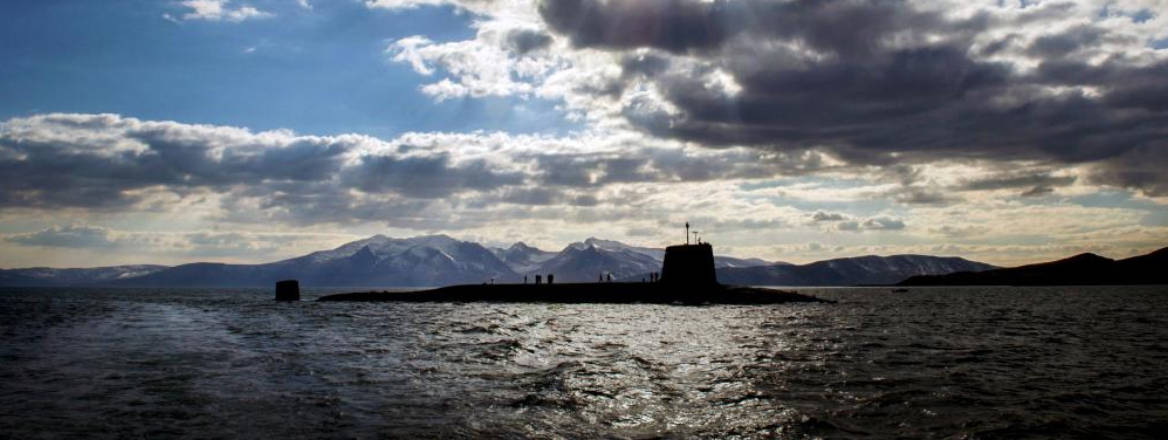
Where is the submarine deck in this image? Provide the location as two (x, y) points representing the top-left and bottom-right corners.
(317, 283), (832, 304)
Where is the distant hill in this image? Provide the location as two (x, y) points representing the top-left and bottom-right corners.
(718, 255), (997, 286)
(0, 265), (168, 286)
(899, 247), (1168, 286)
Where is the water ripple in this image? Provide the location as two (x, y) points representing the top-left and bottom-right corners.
(0, 286), (1166, 438)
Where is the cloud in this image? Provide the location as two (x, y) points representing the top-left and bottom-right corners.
(539, 0), (732, 53)
(1027, 24), (1110, 58)
(505, 29), (553, 54)
(0, 114), (522, 212)
(0, 113), (847, 229)
(177, 0), (272, 22)
(888, 187), (959, 206)
(365, 0), (452, 10)
(2, 108), (1163, 267)
(343, 154), (523, 198)
(930, 225), (991, 238)
(0, 114), (350, 208)
(387, 32), (543, 100)
(1085, 144), (1168, 197)
(957, 171), (1077, 196)
(527, 146), (836, 189)
(8, 1), (1168, 267)
(1020, 185), (1056, 197)
(810, 211), (845, 222)
(861, 217), (906, 231)
(369, 0), (1168, 197)
(959, 172), (1077, 191)
(5, 225), (117, 248)
(2, 225), (354, 261)
(804, 209), (906, 233)
(837, 217), (906, 232)
(489, 0), (1168, 197)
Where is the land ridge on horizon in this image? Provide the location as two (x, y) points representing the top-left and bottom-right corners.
(12, 233), (1162, 288)
(900, 247), (1168, 286)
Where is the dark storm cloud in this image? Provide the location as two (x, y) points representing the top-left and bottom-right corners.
(958, 173), (1076, 192)
(539, 0), (733, 53)
(528, 146), (834, 189)
(343, 154), (523, 198)
(121, 132), (351, 186)
(1026, 25), (1107, 58)
(947, 169), (1077, 199)
(1085, 145), (1168, 196)
(620, 53), (671, 78)
(538, 0), (1168, 196)
(637, 43), (1013, 149)
(504, 29), (553, 54)
(539, 0), (964, 57)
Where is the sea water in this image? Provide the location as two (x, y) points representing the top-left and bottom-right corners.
(1, 286), (1166, 438)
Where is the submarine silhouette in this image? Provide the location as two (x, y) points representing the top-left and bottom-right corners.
(315, 237), (831, 304)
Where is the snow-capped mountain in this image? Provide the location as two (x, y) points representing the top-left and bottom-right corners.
(567, 237), (666, 260)
(718, 255), (998, 286)
(490, 237), (777, 282)
(489, 242), (557, 274)
(533, 242), (664, 282)
(105, 234), (517, 287)
(714, 255), (777, 269)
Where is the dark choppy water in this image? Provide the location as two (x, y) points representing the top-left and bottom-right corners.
(2, 286), (1167, 438)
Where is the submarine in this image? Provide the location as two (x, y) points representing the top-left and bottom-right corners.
(313, 225), (831, 305)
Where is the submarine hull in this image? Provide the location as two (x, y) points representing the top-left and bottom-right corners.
(317, 283), (831, 304)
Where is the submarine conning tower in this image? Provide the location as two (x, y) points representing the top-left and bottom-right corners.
(660, 242), (717, 286)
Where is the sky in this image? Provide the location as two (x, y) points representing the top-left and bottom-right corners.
(1, 0), (1166, 268)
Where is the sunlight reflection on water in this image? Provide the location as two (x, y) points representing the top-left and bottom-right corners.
(1, 286), (1166, 438)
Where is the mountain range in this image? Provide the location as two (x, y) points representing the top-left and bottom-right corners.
(0, 234), (1000, 287)
(899, 247), (1168, 286)
(718, 254), (996, 286)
